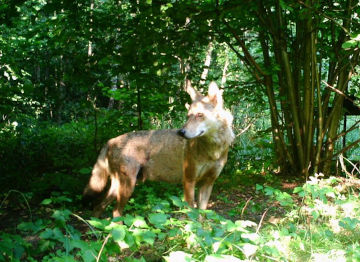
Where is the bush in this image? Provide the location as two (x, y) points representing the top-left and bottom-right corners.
(0, 110), (128, 194)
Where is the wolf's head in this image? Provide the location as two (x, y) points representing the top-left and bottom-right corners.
(178, 80), (233, 140)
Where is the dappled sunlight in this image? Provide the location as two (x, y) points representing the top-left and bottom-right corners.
(329, 218), (342, 233)
(340, 201), (359, 217)
(311, 250), (346, 262)
(1, 0), (360, 260)
(266, 230), (292, 255)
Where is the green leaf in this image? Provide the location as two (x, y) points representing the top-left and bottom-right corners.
(133, 229), (156, 245)
(148, 213), (168, 227)
(140, 230), (156, 245)
(17, 219), (46, 232)
(311, 210), (320, 220)
(79, 167), (92, 174)
(255, 184), (263, 191)
(169, 195), (185, 208)
(293, 186), (303, 194)
(125, 257), (146, 262)
(275, 192), (294, 207)
(81, 249), (97, 262)
(41, 198), (52, 205)
(13, 244), (25, 260)
(111, 226), (126, 242)
(88, 218), (110, 230)
(52, 209), (72, 224)
(264, 186), (275, 196)
(187, 209), (200, 221)
(339, 217), (360, 230)
(342, 40), (359, 49)
(224, 220), (236, 232)
(124, 215), (148, 228)
(40, 228), (54, 239)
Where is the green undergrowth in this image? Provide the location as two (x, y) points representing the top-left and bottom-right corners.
(1, 174), (360, 261)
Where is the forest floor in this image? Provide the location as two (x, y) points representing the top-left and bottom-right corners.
(0, 172), (301, 234)
(211, 176), (301, 224)
(2, 172), (360, 261)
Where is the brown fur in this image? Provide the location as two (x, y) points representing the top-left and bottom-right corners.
(83, 81), (234, 218)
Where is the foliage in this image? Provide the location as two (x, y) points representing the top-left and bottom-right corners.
(2, 0), (359, 179)
(1, 190), (259, 261)
(258, 174), (360, 261)
(0, 110), (127, 193)
(1, 0), (360, 260)
(1, 174), (360, 261)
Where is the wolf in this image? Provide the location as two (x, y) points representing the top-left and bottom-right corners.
(83, 80), (234, 218)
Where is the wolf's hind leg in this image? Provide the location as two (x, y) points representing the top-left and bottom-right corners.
(92, 175), (119, 217)
(112, 165), (139, 218)
(93, 195), (115, 217)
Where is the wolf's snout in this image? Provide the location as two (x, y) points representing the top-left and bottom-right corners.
(177, 129), (186, 137)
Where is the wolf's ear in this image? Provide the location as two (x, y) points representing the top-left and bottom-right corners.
(185, 79), (201, 101)
(208, 82), (223, 107)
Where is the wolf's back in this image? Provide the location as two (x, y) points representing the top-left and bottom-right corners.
(82, 145), (110, 203)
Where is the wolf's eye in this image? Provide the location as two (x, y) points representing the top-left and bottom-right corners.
(196, 113), (204, 118)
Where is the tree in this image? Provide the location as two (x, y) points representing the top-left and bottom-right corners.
(2, 0), (359, 179)
(204, 0), (360, 177)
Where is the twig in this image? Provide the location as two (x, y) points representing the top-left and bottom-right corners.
(236, 122), (254, 137)
(333, 138), (360, 158)
(0, 190), (32, 221)
(297, 0), (350, 35)
(71, 213), (99, 239)
(339, 154), (351, 177)
(96, 233), (111, 262)
(322, 80), (359, 108)
(341, 154), (360, 175)
(240, 197), (253, 219)
(319, 138), (360, 164)
(328, 120), (360, 145)
(256, 208), (270, 234)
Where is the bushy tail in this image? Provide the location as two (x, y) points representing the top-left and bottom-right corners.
(82, 145), (110, 205)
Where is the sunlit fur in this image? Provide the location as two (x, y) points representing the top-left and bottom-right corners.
(83, 81), (234, 218)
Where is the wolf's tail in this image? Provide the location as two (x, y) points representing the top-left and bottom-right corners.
(82, 145), (110, 205)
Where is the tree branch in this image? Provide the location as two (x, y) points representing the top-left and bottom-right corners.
(222, 19), (267, 78)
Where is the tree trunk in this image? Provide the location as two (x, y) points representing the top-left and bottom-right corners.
(226, 0), (360, 177)
(136, 82), (143, 130)
(200, 41), (213, 86)
(221, 47), (229, 88)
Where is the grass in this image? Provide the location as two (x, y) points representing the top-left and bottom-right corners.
(1, 171), (360, 261)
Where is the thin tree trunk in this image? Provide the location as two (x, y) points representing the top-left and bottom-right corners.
(221, 49), (229, 88)
(200, 41), (213, 86)
(108, 76), (118, 109)
(259, 28), (294, 170)
(323, 70), (351, 173)
(136, 82), (143, 130)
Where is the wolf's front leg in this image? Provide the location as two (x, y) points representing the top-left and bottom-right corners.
(197, 172), (217, 209)
(198, 183), (214, 209)
(183, 179), (196, 208)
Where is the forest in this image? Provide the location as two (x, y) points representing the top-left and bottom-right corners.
(1, 0), (360, 261)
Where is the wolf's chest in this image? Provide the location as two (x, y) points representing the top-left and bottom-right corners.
(194, 160), (220, 180)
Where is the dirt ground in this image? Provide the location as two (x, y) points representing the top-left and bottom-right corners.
(210, 179), (301, 224)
